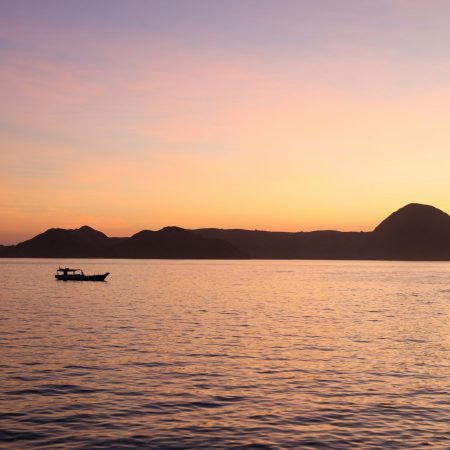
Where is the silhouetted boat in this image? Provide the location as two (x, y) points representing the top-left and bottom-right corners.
(55, 267), (110, 281)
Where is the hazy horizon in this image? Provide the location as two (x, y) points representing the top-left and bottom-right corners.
(2, 1), (450, 242)
(1, 217), (376, 246)
(1, 201), (442, 246)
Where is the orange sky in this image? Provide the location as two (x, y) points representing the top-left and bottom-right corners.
(1, 1), (450, 244)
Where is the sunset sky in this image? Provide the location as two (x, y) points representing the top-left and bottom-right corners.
(2, 1), (450, 244)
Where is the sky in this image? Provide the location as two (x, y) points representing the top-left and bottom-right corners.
(2, 0), (450, 244)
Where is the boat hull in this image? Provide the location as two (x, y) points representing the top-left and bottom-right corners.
(55, 273), (110, 281)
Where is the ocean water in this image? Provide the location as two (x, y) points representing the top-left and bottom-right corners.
(0, 259), (449, 449)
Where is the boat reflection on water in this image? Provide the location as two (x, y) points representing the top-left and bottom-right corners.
(55, 267), (110, 281)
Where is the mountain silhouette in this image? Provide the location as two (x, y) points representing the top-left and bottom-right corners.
(1, 225), (109, 258)
(195, 229), (370, 259)
(108, 226), (244, 258)
(370, 203), (450, 259)
(196, 203), (450, 260)
(0, 225), (244, 259)
(374, 203), (450, 236)
(1, 203), (450, 260)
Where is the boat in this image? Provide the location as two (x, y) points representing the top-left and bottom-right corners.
(55, 267), (110, 281)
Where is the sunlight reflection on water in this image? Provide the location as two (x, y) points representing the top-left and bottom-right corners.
(1, 259), (449, 448)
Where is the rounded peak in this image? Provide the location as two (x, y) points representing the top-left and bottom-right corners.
(78, 225), (96, 231)
(76, 225), (107, 238)
(396, 203), (445, 213)
(131, 229), (154, 238)
(43, 227), (66, 233)
(159, 226), (189, 234)
(40, 226), (106, 237)
(374, 203), (450, 235)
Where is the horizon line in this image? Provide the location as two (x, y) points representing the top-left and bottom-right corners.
(2, 202), (446, 246)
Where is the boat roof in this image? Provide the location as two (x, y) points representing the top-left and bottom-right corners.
(57, 267), (81, 272)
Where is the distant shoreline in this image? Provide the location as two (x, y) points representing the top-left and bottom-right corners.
(2, 256), (450, 262)
(2, 204), (450, 261)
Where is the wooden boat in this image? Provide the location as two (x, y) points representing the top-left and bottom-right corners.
(55, 267), (110, 281)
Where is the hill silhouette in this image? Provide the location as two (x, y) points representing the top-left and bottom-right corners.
(1, 225), (109, 258)
(371, 203), (450, 259)
(108, 226), (244, 258)
(196, 203), (450, 260)
(1, 203), (450, 260)
(0, 225), (245, 259)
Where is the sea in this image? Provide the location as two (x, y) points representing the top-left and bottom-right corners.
(0, 259), (449, 449)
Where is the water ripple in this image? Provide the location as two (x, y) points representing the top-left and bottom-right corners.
(1, 259), (450, 448)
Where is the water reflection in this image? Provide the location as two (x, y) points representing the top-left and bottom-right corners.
(1, 259), (449, 448)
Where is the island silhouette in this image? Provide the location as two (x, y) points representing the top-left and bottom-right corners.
(1, 203), (450, 260)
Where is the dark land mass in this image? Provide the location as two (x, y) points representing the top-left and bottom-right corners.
(0, 225), (244, 259)
(1, 203), (450, 260)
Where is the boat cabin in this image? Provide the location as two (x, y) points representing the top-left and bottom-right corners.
(57, 267), (84, 276)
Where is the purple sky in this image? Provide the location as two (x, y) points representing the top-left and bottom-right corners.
(2, 1), (450, 243)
